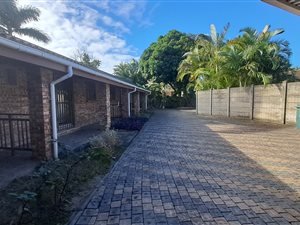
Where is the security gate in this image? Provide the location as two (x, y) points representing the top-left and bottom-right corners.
(56, 79), (74, 131)
(0, 114), (31, 155)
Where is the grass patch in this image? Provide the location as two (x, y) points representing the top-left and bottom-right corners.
(0, 145), (125, 225)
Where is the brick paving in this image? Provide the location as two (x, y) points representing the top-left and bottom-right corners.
(74, 110), (300, 225)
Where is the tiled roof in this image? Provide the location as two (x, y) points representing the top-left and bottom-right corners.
(0, 33), (145, 90)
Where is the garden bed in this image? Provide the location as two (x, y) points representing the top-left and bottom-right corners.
(111, 117), (148, 130)
(111, 111), (152, 131)
(0, 131), (125, 225)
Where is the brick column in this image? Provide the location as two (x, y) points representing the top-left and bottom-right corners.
(120, 88), (129, 118)
(141, 93), (148, 111)
(105, 84), (111, 130)
(141, 93), (146, 111)
(28, 67), (53, 160)
(134, 92), (140, 116)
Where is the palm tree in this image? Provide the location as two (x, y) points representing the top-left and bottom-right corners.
(178, 24), (230, 90)
(223, 25), (291, 86)
(114, 59), (146, 86)
(0, 0), (50, 43)
(178, 24), (292, 91)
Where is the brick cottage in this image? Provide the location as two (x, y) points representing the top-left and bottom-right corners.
(0, 35), (150, 160)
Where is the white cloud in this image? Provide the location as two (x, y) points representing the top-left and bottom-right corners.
(16, 0), (148, 73)
(99, 15), (130, 34)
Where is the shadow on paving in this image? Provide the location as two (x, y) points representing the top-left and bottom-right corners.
(73, 110), (300, 225)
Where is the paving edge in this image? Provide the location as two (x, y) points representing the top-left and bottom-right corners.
(66, 114), (153, 225)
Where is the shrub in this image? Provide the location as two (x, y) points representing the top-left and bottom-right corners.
(89, 135), (107, 149)
(165, 94), (196, 108)
(111, 117), (148, 130)
(101, 130), (120, 149)
(89, 130), (120, 157)
(89, 130), (119, 149)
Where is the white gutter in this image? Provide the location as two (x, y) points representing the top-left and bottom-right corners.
(0, 37), (150, 94)
(128, 88), (137, 117)
(0, 36), (151, 159)
(50, 66), (73, 160)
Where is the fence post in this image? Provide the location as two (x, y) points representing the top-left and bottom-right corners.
(282, 80), (288, 124)
(210, 89), (213, 116)
(250, 85), (254, 120)
(196, 91), (199, 115)
(227, 87), (230, 117)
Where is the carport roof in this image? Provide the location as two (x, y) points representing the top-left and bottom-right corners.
(262, 0), (300, 16)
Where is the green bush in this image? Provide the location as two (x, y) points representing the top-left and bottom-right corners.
(1, 132), (124, 225)
(165, 94), (196, 108)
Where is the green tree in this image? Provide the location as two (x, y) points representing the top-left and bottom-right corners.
(113, 59), (146, 86)
(178, 24), (230, 90)
(74, 49), (101, 69)
(139, 30), (195, 94)
(145, 77), (166, 108)
(0, 0), (50, 43)
(178, 24), (292, 91)
(223, 25), (292, 86)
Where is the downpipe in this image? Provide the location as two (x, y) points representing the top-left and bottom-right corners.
(50, 66), (73, 160)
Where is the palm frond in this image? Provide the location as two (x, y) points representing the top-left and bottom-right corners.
(17, 6), (40, 24)
(14, 27), (50, 43)
(210, 24), (217, 46)
(262, 24), (270, 33)
(0, 0), (18, 32)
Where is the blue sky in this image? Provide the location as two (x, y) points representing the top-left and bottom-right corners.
(125, 0), (300, 67)
(22, 0), (299, 72)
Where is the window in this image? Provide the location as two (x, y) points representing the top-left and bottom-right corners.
(86, 81), (96, 101)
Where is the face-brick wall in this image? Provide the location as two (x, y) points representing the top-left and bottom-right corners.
(0, 64), (29, 114)
(73, 76), (107, 128)
(121, 88), (129, 117)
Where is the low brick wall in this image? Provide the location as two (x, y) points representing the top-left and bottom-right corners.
(196, 81), (300, 124)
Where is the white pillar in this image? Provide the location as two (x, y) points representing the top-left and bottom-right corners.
(145, 94), (148, 110)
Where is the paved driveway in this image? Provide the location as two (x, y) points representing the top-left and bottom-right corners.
(74, 110), (300, 225)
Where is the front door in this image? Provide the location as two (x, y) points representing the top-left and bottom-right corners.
(56, 79), (74, 131)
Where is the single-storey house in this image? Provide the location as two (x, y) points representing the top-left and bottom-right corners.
(0, 34), (150, 160)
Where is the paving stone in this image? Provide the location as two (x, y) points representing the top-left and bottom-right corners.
(107, 215), (119, 225)
(119, 219), (131, 225)
(74, 110), (300, 225)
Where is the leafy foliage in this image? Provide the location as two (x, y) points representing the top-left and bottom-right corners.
(223, 25), (292, 86)
(1, 143), (124, 225)
(74, 48), (101, 69)
(113, 59), (146, 86)
(178, 24), (229, 90)
(89, 130), (120, 156)
(139, 30), (195, 94)
(145, 77), (167, 108)
(111, 117), (148, 130)
(178, 24), (293, 90)
(0, 0), (50, 43)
